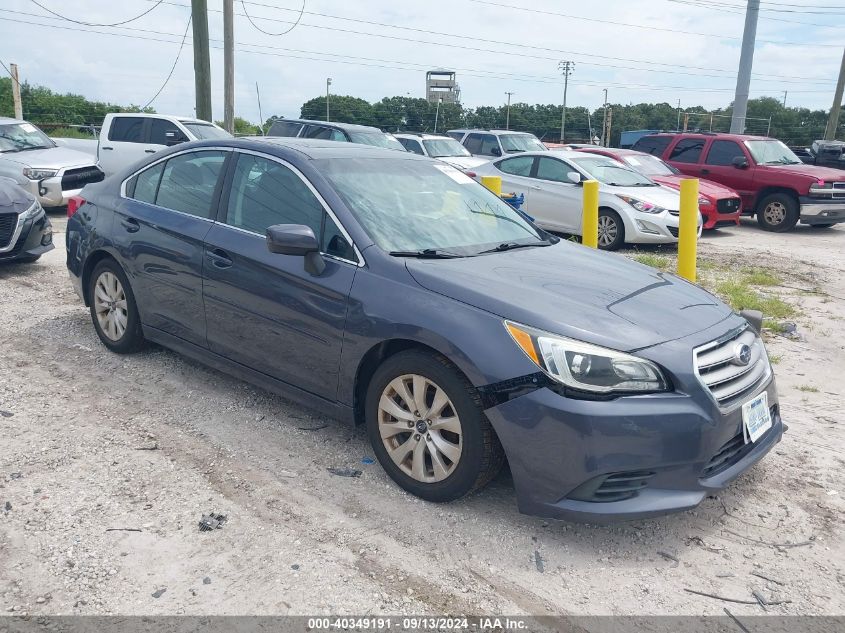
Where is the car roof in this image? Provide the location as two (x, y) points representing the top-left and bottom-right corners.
(188, 136), (428, 161)
(579, 147), (642, 157)
(0, 116), (26, 125)
(642, 132), (771, 142)
(447, 128), (537, 136)
(277, 119), (383, 133)
(106, 112), (216, 125)
(394, 133), (453, 140)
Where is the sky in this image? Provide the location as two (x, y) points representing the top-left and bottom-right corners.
(1, 0), (843, 126)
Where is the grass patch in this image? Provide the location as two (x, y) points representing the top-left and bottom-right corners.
(741, 267), (781, 286)
(632, 253), (672, 271)
(768, 354), (782, 365)
(713, 280), (796, 319)
(797, 385), (819, 393)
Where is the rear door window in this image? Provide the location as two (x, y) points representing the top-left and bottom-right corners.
(108, 117), (145, 143)
(497, 156), (535, 177)
(268, 121), (304, 137)
(632, 136), (672, 157)
(130, 162), (165, 204)
(669, 138), (706, 164)
(463, 133), (483, 154)
(705, 140), (746, 166)
(155, 150), (227, 219)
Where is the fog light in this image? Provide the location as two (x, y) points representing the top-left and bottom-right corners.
(39, 187), (47, 196)
(635, 219), (660, 235)
(41, 229), (53, 246)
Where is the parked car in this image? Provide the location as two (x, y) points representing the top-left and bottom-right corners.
(267, 118), (406, 151)
(798, 140), (845, 171)
(66, 137), (782, 522)
(472, 150), (699, 249)
(631, 132), (845, 231)
(576, 147), (742, 229)
(95, 113), (232, 176)
(446, 129), (547, 158)
(0, 177), (53, 262)
(0, 117), (104, 209)
(394, 133), (489, 171)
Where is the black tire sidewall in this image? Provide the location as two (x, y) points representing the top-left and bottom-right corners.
(598, 208), (625, 251)
(757, 194), (799, 232)
(365, 351), (489, 503)
(88, 259), (144, 354)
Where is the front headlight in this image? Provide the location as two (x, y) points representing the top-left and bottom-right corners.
(23, 167), (58, 180)
(505, 321), (669, 395)
(615, 194), (665, 214)
(20, 200), (43, 221)
(698, 196), (712, 206)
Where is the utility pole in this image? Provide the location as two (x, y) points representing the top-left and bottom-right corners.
(223, 0), (234, 133)
(504, 91), (514, 130)
(676, 99), (681, 131)
(255, 82), (265, 134)
(782, 91), (788, 108)
(434, 97), (442, 133)
(730, 0), (760, 134)
(605, 107), (613, 147)
(191, 0), (212, 122)
(9, 63), (22, 120)
(558, 61), (574, 143)
(326, 78), (332, 122)
(824, 47), (845, 141)
(601, 89), (608, 146)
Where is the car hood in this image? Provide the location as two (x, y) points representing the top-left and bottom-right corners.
(404, 241), (732, 352)
(0, 146), (97, 170)
(652, 175), (739, 198)
(0, 178), (36, 213)
(600, 183), (681, 210)
(436, 156), (491, 170)
(764, 163), (845, 181)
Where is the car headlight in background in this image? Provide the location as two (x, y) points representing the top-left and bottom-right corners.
(505, 321), (669, 395)
(23, 167), (58, 180)
(698, 196), (712, 206)
(20, 200), (43, 221)
(615, 195), (665, 214)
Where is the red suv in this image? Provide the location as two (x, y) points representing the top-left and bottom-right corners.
(576, 147), (742, 229)
(632, 132), (845, 232)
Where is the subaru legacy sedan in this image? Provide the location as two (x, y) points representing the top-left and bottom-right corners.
(66, 138), (783, 522)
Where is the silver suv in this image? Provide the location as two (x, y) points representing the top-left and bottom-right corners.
(394, 133), (490, 171)
(447, 129), (547, 158)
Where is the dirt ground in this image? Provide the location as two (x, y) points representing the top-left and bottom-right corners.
(1, 213), (843, 617)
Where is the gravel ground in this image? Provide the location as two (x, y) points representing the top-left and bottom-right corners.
(0, 213), (843, 617)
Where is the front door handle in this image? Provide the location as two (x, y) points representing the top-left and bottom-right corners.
(120, 218), (140, 233)
(101, 146), (113, 150)
(206, 248), (233, 268)
(144, 149), (156, 154)
(701, 168), (711, 175)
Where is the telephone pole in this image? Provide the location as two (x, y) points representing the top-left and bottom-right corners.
(601, 89), (608, 146)
(326, 78), (332, 122)
(558, 61), (574, 143)
(223, 0), (234, 133)
(504, 91), (514, 130)
(824, 47), (845, 141)
(9, 63), (22, 120)
(191, 0), (212, 122)
(730, 0), (760, 134)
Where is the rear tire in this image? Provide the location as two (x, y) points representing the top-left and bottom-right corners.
(757, 194), (799, 232)
(597, 208), (625, 251)
(365, 350), (504, 503)
(88, 259), (144, 354)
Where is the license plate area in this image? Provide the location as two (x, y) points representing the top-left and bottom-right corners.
(742, 391), (772, 444)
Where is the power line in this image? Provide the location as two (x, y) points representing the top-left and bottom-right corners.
(665, 0), (845, 25)
(0, 58), (21, 87)
(240, 0), (304, 36)
(142, 15), (192, 109)
(28, 0), (165, 27)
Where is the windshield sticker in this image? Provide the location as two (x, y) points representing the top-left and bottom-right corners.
(433, 163), (474, 184)
(20, 123), (37, 133)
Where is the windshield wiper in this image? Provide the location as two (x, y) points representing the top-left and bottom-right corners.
(389, 249), (465, 259)
(477, 240), (552, 254)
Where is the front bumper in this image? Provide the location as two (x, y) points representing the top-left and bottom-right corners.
(0, 209), (54, 262)
(21, 175), (82, 208)
(799, 196), (845, 225)
(483, 322), (782, 523)
(700, 203), (741, 229)
(626, 210), (703, 244)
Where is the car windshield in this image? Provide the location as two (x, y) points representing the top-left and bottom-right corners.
(500, 134), (546, 153)
(348, 132), (406, 151)
(319, 157), (545, 254)
(422, 138), (471, 158)
(181, 123), (232, 140)
(622, 154), (678, 176)
(0, 122), (56, 153)
(745, 140), (803, 165)
(569, 155), (657, 187)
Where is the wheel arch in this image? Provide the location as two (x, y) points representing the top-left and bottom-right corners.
(754, 187), (799, 213)
(80, 249), (122, 307)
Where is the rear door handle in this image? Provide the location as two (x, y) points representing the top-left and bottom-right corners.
(206, 248), (233, 268)
(144, 149), (156, 154)
(120, 218), (140, 233)
(101, 146), (113, 150)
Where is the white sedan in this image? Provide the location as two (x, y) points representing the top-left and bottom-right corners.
(472, 150), (700, 250)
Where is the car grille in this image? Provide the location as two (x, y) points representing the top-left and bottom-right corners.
(717, 197), (741, 214)
(694, 327), (770, 408)
(701, 405), (778, 478)
(567, 470), (656, 503)
(61, 166), (104, 192)
(0, 213), (17, 249)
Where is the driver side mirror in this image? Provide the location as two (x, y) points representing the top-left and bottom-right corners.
(732, 156), (749, 169)
(266, 224), (326, 276)
(566, 171), (582, 185)
(491, 146), (502, 157)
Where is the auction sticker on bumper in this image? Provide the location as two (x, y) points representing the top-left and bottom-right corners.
(742, 391), (772, 443)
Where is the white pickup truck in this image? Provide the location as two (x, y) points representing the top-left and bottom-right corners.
(55, 113), (232, 176)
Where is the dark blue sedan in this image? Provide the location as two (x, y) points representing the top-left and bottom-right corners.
(66, 138), (783, 522)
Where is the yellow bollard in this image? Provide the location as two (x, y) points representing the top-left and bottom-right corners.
(677, 178), (699, 282)
(481, 175), (502, 197)
(581, 179), (599, 248)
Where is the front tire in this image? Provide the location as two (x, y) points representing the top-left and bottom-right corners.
(757, 194), (799, 232)
(366, 350), (504, 503)
(597, 208), (625, 250)
(88, 259), (144, 354)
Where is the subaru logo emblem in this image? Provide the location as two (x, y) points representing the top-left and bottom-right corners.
(733, 343), (752, 366)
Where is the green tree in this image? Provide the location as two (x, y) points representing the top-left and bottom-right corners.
(214, 116), (261, 135)
(300, 95), (373, 125)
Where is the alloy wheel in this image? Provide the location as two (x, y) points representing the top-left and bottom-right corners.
(94, 271), (128, 341)
(763, 202), (787, 226)
(377, 374), (463, 483)
(597, 215), (618, 247)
